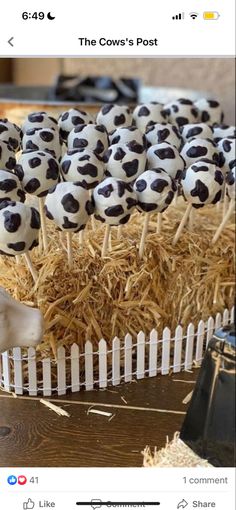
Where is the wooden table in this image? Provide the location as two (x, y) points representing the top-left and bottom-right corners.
(0, 371), (197, 467)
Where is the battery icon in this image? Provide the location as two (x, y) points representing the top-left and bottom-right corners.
(203, 11), (220, 20)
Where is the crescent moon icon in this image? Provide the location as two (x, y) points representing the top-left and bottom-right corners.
(47, 12), (55, 20)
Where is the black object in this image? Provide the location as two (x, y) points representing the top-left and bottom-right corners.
(50, 75), (140, 103)
(180, 324), (236, 467)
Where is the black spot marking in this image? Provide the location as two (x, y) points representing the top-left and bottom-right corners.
(185, 126), (202, 138)
(127, 141), (144, 154)
(157, 128), (170, 142)
(222, 139), (233, 153)
(122, 159), (139, 177)
(9, 137), (19, 150)
(44, 205), (54, 220)
(175, 117), (189, 127)
(30, 208), (40, 229)
(191, 179), (209, 202)
(126, 197), (137, 209)
(7, 241), (26, 252)
(214, 170), (224, 185)
(72, 115), (85, 126)
(138, 202), (157, 212)
(40, 131), (54, 142)
(28, 113), (44, 123)
(6, 157), (16, 170)
(165, 190), (174, 205)
(61, 160), (71, 174)
(105, 205), (124, 217)
(17, 189), (26, 202)
(25, 178), (41, 194)
(114, 148), (126, 161)
(151, 178), (168, 193)
(26, 140), (39, 151)
(3, 211), (21, 232)
(62, 216), (78, 229)
(201, 111), (210, 123)
(102, 104), (113, 115)
(136, 179), (147, 192)
(186, 146), (208, 158)
(155, 147), (175, 160)
(179, 98), (192, 105)
(191, 163), (209, 172)
(114, 114), (126, 126)
(212, 190), (222, 204)
(46, 159), (59, 180)
(78, 163), (98, 178)
(61, 193), (79, 213)
(61, 112), (69, 121)
(94, 213), (106, 223)
(0, 178), (17, 193)
(73, 138), (88, 149)
(94, 140), (105, 155)
(85, 200), (94, 215)
(138, 106), (150, 117)
(119, 214), (130, 224)
(208, 100), (219, 108)
(29, 157), (41, 169)
(97, 184), (113, 198)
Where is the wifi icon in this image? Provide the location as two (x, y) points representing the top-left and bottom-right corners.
(190, 12), (199, 19)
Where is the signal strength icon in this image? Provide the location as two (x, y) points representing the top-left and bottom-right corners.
(172, 12), (184, 20)
(190, 12), (199, 19)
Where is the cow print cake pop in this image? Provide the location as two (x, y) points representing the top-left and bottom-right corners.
(15, 150), (60, 197)
(180, 123), (213, 143)
(146, 123), (182, 150)
(93, 177), (137, 226)
(96, 104), (132, 134)
(109, 126), (146, 147)
(147, 142), (185, 180)
(0, 140), (16, 171)
(217, 137), (235, 173)
(45, 182), (94, 232)
(134, 169), (176, 212)
(194, 98), (224, 125)
(226, 168), (235, 200)
(58, 108), (94, 142)
(22, 128), (62, 160)
(67, 124), (109, 156)
(61, 149), (105, 189)
(181, 159), (224, 208)
(132, 103), (166, 134)
(22, 112), (58, 134)
(104, 142), (146, 183)
(0, 119), (22, 152)
(0, 170), (25, 204)
(0, 200), (40, 256)
(163, 98), (199, 128)
(181, 138), (219, 167)
(213, 125), (236, 143)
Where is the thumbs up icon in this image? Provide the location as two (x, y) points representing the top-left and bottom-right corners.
(23, 498), (35, 509)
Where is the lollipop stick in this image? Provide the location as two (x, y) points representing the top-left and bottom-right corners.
(79, 230), (84, 245)
(24, 252), (38, 282)
(117, 225), (122, 240)
(188, 208), (195, 229)
(222, 187), (229, 218)
(139, 213), (150, 259)
(173, 203), (192, 246)
(91, 215), (96, 231)
(39, 197), (49, 251)
(15, 255), (21, 265)
(102, 224), (111, 258)
(67, 232), (73, 269)
(156, 213), (162, 234)
(212, 199), (235, 244)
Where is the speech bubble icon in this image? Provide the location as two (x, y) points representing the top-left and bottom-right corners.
(177, 500), (188, 509)
(91, 499), (102, 510)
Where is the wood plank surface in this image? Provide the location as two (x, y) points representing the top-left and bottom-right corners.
(0, 371), (198, 468)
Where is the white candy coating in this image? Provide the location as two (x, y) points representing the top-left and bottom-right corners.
(97, 104), (132, 134)
(217, 138), (236, 174)
(0, 119), (22, 151)
(15, 150), (60, 197)
(194, 98), (224, 125)
(22, 112), (58, 134)
(180, 123), (213, 143)
(104, 142), (146, 183)
(58, 108), (94, 142)
(0, 140), (16, 171)
(163, 98), (199, 128)
(0, 201), (40, 256)
(45, 182), (94, 232)
(134, 169), (176, 213)
(181, 159), (224, 207)
(0, 170), (25, 204)
(146, 123), (182, 149)
(147, 142), (185, 180)
(181, 138), (219, 168)
(226, 168), (235, 200)
(109, 126), (145, 147)
(93, 177), (137, 226)
(67, 124), (109, 156)
(22, 128), (62, 160)
(213, 125), (236, 143)
(61, 149), (105, 189)
(132, 103), (166, 134)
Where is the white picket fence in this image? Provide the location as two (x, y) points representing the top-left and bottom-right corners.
(0, 307), (234, 397)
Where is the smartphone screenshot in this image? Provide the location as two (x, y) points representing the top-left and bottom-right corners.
(0, 1), (235, 509)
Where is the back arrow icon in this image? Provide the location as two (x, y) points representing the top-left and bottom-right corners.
(8, 37), (14, 47)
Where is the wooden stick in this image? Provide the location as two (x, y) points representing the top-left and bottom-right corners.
(23, 252), (38, 282)
(212, 200), (235, 244)
(156, 213), (162, 234)
(102, 224), (111, 257)
(173, 203), (192, 246)
(139, 213), (150, 259)
(38, 197), (48, 251)
(117, 225), (122, 240)
(67, 232), (73, 269)
(15, 255), (21, 265)
(222, 187), (229, 218)
(79, 230), (84, 245)
(188, 208), (194, 229)
(91, 215), (96, 231)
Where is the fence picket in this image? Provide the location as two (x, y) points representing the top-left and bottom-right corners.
(161, 327), (170, 375)
(195, 320), (205, 363)
(124, 334), (132, 382)
(137, 331), (145, 379)
(206, 317), (215, 347)
(99, 339), (107, 388)
(85, 341), (93, 391)
(28, 347), (37, 396)
(223, 308), (229, 326)
(173, 325), (183, 373)
(71, 344), (80, 393)
(230, 306), (235, 324)
(57, 346), (66, 395)
(184, 323), (195, 370)
(0, 354), (2, 388)
(13, 347), (23, 395)
(2, 351), (11, 392)
(214, 312), (222, 331)
(42, 358), (52, 396)
(149, 329), (158, 377)
(112, 337), (120, 386)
